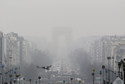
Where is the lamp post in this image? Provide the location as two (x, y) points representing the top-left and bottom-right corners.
(29, 79), (32, 84)
(92, 69), (95, 84)
(9, 74), (13, 84)
(4, 71), (8, 83)
(18, 73), (21, 84)
(118, 61), (122, 77)
(102, 65), (105, 84)
(78, 80), (82, 84)
(16, 73), (21, 84)
(70, 78), (73, 84)
(16, 74), (19, 84)
(38, 76), (41, 84)
(35, 80), (38, 84)
(14, 71), (16, 82)
(99, 70), (102, 84)
(63, 80), (65, 84)
(105, 69), (108, 83)
(23, 78), (25, 84)
(13, 79), (16, 84)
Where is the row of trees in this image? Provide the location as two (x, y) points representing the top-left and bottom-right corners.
(21, 49), (53, 82)
(69, 48), (102, 83)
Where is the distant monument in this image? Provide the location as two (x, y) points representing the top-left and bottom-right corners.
(52, 27), (73, 74)
(52, 27), (72, 57)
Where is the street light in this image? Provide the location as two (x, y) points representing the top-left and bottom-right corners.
(78, 80), (82, 84)
(9, 74), (13, 84)
(4, 72), (8, 83)
(118, 61), (122, 77)
(23, 78), (25, 84)
(13, 79), (16, 84)
(102, 65), (105, 84)
(105, 69), (108, 83)
(92, 69), (96, 84)
(99, 70), (102, 84)
(70, 78), (73, 84)
(63, 80), (66, 84)
(16, 73), (21, 84)
(29, 79), (32, 84)
(13, 67), (20, 83)
(35, 80), (38, 84)
(38, 76), (41, 84)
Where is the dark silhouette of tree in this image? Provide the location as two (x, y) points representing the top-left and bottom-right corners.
(69, 48), (102, 83)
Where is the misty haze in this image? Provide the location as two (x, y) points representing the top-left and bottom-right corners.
(0, 0), (125, 84)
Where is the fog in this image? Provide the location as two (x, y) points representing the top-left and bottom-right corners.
(0, 0), (125, 39)
(0, 0), (125, 83)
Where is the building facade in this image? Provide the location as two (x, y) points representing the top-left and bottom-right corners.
(91, 36), (125, 71)
(3, 32), (32, 71)
(0, 31), (3, 66)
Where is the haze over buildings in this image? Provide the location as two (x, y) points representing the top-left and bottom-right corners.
(0, 0), (125, 83)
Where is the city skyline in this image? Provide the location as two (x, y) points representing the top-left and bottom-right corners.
(0, 0), (125, 84)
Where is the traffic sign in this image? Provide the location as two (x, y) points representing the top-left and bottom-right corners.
(96, 77), (102, 84)
(96, 77), (101, 81)
(113, 77), (123, 84)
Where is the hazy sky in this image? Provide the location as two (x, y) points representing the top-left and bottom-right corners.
(0, 0), (125, 39)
